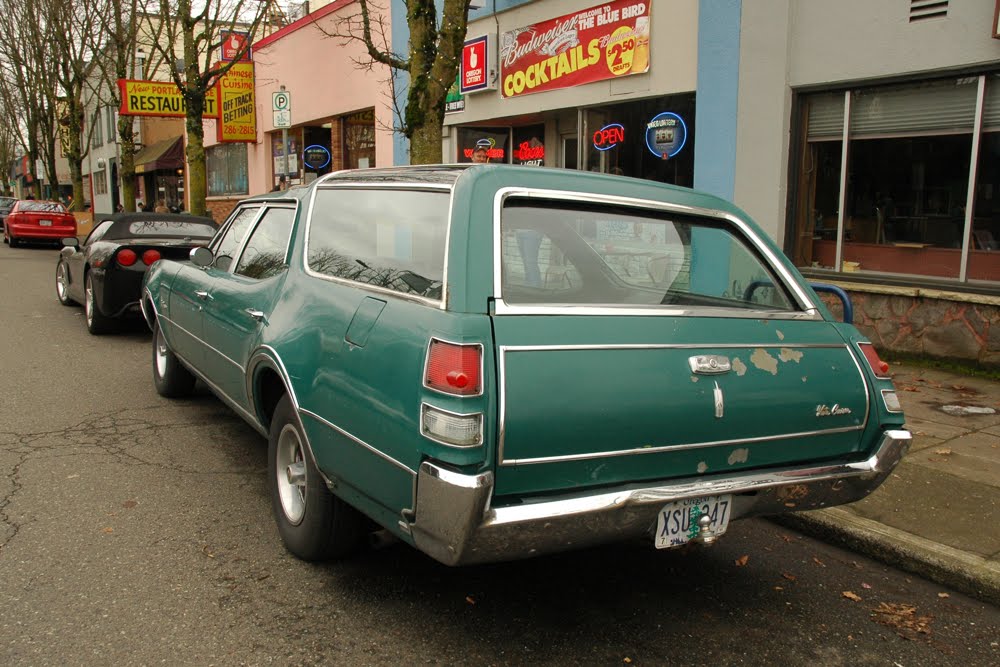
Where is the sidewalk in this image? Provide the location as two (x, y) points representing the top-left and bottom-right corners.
(777, 360), (1000, 606)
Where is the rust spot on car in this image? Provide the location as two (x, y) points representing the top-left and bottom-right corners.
(691, 375), (699, 383)
(779, 348), (803, 363)
(776, 329), (785, 341)
(732, 358), (747, 377)
(697, 461), (708, 474)
(778, 484), (809, 502)
(750, 348), (778, 375)
(727, 448), (749, 465)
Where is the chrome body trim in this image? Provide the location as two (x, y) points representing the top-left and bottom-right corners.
(689, 354), (732, 375)
(490, 187), (819, 317)
(419, 402), (484, 448)
(300, 407), (417, 476)
(497, 343), (870, 466)
(303, 182), (453, 310)
(409, 429), (912, 566)
(421, 337), (485, 397)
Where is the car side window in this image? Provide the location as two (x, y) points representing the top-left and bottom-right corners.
(84, 220), (114, 246)
(211, 205), (261, 271)
(233, 207), (295, 280)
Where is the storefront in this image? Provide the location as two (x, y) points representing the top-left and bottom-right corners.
(789, 74), (1000, 285)
(266, 108), (377, 190)
(133, 135), (186, 211)
(446, 0), (698, 184)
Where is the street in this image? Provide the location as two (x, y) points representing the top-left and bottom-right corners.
(1, 242), (997, 666)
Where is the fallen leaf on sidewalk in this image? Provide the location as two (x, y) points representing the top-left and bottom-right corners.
(813, 557), (826, 567)
(862, 582), (872, 589)
(871, 602), (933, 640)
(734, 555), (749, 567)
(780, 534), (793, 543)
(937, 592), (950, 599)
(934, 448), (953, 455)
(843, 591), (863, 602)
(782, 572), (797, 581)
(101, 527), (114, 534)
(899, 385), (920, 392)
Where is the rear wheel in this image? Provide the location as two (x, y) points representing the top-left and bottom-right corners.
(151, 319), (195, 397)
(55, 261), (75, 306)
(8, 226), (19, 247)
(269, 394), (364, 561)
(84, 273), (114, 334)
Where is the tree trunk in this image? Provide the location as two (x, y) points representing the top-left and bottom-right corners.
(185, 98), (207, 216)
(409, 108), (443, 164)
(118, 115), (137, 212)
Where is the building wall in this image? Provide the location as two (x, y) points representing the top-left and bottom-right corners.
(205, 0), (394, 198)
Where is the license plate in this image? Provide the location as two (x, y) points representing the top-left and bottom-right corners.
(39, 219), (52, 226)
(654, 495), (732, 549)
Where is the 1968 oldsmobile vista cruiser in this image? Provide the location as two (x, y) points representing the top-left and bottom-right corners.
(141, 165), (911, 565)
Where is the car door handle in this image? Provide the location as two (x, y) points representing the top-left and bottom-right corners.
(194, 290), (212, 300)
(245, 309), (266, 323)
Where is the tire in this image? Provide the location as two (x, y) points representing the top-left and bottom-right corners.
(151, 318), (195, 398)
(84, 272), (114, 334)
(2, 224), (7, 244)
(268, 394), (364, 561)
(55, 261), (75, 306)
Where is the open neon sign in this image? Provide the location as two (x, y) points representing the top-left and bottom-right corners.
(593, 123), (624, 151)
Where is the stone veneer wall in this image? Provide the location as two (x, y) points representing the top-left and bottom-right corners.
(817, 283), (1000, 367)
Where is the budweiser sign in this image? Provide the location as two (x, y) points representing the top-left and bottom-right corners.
(500, 0), (650, 99)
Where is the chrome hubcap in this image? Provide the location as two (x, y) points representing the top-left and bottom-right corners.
(56, 264), (67, 300)
(85, 280), (94, 326)
(155, 328), (168, 378)
(276, 424), (306, 525)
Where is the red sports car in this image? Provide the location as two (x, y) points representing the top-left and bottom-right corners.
(4, 200), (77, 247)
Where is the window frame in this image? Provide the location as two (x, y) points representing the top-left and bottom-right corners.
(232, 204), (297, 280)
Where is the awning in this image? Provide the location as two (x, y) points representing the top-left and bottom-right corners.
(134, 136), (184, 174)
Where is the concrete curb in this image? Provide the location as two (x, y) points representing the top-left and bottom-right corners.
(772, 508), (1000, 607)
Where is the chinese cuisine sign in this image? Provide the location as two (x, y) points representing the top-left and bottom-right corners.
(217, 63), (257, 143)
(500, 0), (650, 99)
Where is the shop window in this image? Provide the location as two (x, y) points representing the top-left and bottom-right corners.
(344, 109), (376, 169)
(207, 143), (248, 197)
(791, 77), (993, 282)
(457, 127), (510, 164)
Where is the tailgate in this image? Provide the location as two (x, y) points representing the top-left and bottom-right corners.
(492, 315), (870, 497)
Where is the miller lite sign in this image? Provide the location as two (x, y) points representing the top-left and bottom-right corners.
(460, 34), (497, 94)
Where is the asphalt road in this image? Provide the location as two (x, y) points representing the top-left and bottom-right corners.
(1, 241), (998, 666)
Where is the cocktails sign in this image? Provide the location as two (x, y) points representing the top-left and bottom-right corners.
(500, 0), (650, 99)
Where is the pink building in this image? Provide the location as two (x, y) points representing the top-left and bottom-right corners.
(203, 0), (395, 221)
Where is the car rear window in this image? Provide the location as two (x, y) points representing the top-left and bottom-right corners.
(18, 201), (66, 213)
(306, 188), (450, 300)
(499, 199), (795, 311)
(124, 220), (217, 238)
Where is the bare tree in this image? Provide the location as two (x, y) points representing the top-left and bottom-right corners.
(331, 0), (471, 164)
(146, 0), (271, 216)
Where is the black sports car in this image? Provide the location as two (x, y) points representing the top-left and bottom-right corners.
(56, 212), (218, 334)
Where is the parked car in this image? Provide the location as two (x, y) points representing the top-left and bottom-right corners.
(141, 165), (911, 566)
(4, 199), (76, 247)
(57, 212), (218, 334)
(0, 196), (15, 234)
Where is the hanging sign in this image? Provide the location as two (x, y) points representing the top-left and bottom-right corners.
(117, 80), (220, 118)
(220, 31), (252, 62)
(461, 34), (497, 94)
(645, 112), (687, 159)
(500, 0), (650, 99)
(217, 62), (257, 143)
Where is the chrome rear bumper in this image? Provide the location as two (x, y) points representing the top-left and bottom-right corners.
(409, 429), (911, 565)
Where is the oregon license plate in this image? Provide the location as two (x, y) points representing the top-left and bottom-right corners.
(39, 219), (52, 226)
(654, 495), (732, 549)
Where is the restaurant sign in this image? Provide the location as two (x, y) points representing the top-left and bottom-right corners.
(500, 0), (650, 99)
(117, 79), (220, 118)
(217, 62), (257, 143)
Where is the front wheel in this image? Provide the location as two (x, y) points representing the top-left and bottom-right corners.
(84, 273), (114, 334)
(268, 394), (364, 561)
(56, 261), (75, 306)
(151, 319), (195, 397)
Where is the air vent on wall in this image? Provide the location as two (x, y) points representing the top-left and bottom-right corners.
(909, 0), (948, 22)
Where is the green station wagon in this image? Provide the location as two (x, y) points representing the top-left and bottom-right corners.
(141, 165), (911, 565)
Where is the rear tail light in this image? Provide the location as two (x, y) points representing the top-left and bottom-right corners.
(858, 342), (890, 379)
(142, 249), (161, 265)
(421, 404), (482, 447)
(116, 249), (137, 267)
(424, 339), (482, 396)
